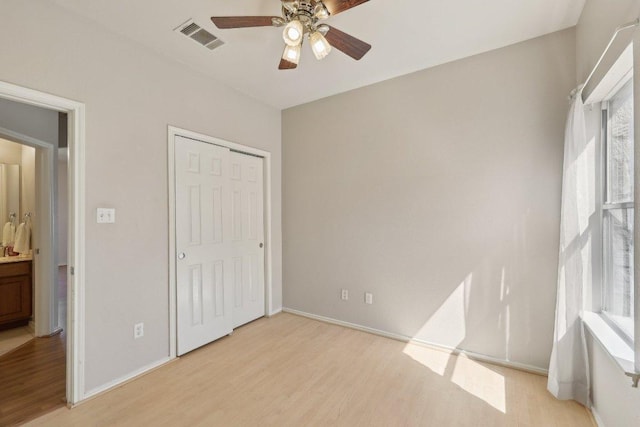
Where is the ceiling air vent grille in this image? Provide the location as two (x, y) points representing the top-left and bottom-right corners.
(175, 19), (224, 51)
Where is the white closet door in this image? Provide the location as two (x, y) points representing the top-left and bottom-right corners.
(175, 136), (233, 355)
(230, 152), (265, 328)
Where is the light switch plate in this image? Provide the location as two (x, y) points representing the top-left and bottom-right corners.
(97, 208), (116, 223)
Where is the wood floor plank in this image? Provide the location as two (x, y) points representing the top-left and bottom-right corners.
(0, 332), (66, 426)
(26, 314), (593, 426)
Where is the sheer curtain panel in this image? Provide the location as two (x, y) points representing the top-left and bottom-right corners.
(547, 88), (592, 406)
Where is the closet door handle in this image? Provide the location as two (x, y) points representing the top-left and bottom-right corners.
(259, 243), (263, 248)
(178, 252), (186, 260)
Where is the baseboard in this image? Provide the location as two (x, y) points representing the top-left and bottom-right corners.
(268, 307), (283, 317)
(590, 406), (604, 427)
(79, 357), (174, 404)
(283, 307), (548, 376)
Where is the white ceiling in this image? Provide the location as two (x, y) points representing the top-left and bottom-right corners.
(53, 0), (586, 110)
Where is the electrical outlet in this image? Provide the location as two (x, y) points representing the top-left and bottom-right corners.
(341, 289), (349, 301)
(97, 208), (116, 224)
(365, 292), (373, 305)
(134, 322), (144, 339)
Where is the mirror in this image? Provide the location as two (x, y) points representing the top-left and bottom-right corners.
(0, 164), (20, 225)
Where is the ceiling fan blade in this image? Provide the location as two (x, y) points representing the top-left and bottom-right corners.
(211, 16), (280, 29)
(325, 26), (371, 60)
(321, 0), (369, 16)
(278, 58), (298, 70)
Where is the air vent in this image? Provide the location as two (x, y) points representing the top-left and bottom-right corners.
(174, 19), (225, 51)
(180, 22), (201, 36)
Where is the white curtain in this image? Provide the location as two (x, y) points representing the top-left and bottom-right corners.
(547, 88), (592, 406)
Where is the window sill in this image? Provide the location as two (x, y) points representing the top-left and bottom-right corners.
(581, 311), (639, 387)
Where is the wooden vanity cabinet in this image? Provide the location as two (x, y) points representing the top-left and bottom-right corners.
(0, 261), (33, 330)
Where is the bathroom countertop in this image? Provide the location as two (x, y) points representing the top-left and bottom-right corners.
(0, 255), (32, 264)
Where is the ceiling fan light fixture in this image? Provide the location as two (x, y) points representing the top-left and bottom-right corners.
(282, 1), (299, 13)
(310, 31), (331, 60)
(283, 19), (304, 46)
(282, 43), (301, 65)
(314, 3), (330, 20)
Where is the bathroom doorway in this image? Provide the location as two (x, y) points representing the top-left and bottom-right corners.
(0, 80), (85, 410)
(0, 97), (69, 424)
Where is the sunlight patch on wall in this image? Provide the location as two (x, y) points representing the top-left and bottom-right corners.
(451, 355), (506, 413)
(411, 274), (471, 347)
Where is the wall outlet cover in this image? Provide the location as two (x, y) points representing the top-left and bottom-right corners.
(134, 322), (144, 339)
(97, 207), (116, 224)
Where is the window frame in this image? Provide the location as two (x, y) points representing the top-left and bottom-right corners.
(600, 75), (635, 346)
(583, 42), (639, 387)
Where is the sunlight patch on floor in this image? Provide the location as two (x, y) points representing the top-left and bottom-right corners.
(402, 272), (506, 414)
(451, 355), (506, 414)
(402, 343), (453, 375)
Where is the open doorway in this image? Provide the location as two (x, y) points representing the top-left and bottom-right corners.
(0, 98), (69, 424)
(0, 82), (84, 424)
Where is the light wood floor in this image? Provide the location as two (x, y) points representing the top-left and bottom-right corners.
(28, 313), (594, 426)
(0, 327), (33, 357)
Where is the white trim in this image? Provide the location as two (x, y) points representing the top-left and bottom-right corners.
(267, 308), (282, 317)
(590, 406), (605, 427)
(0, 125), (52, 149)
(582, 19), (638, 102)
(81, 357), (172, 402)
(167, 129), (177, 360)
(167, 126), (274, 359)
(582, 312), (640, 387)
(58, 147), (68, 162)
(585, 43), (633, 105)
(0, 80), (86, 405)
(283, 307), (549, 376)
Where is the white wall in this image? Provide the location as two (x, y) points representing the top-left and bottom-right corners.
(57, 153), (68, 266)
(587, 333), (640, 426)
(0, 138), (23, 225)
(0, 138), (36, 226)
(577, 0), (640, 86)
(282, 29), (575, 370)
(0, 97), (58, 146)
(0, 137), (23, 165)
(0, 0), (282, 394)
(577, 1), (640, 425)
(21, 145), (36, 221)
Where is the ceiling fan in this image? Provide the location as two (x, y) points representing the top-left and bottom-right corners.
(211, 0), (371, 70)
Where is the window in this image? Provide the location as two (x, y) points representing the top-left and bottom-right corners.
(602, 78), (634, 341)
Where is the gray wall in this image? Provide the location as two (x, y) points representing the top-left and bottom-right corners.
(0, 0), (282, 394)
(577, 0), (640, 87)
(0, 97), (59, 146)
(283, 29), (575, 370)
(577, 1), (640, 426)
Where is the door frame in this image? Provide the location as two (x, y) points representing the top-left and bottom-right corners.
(0, 80), (86, 405)
(167, 126), (274, 359)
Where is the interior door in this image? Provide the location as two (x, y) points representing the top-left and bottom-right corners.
(175, 136), (233, 355)
(230, 152), (265, 328)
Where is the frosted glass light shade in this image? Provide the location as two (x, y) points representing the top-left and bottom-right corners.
(314, 3), (329, 20)
(310, 31), (331, 60)
(282, 44), (301, 65)
(283, 20), (304, 46)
